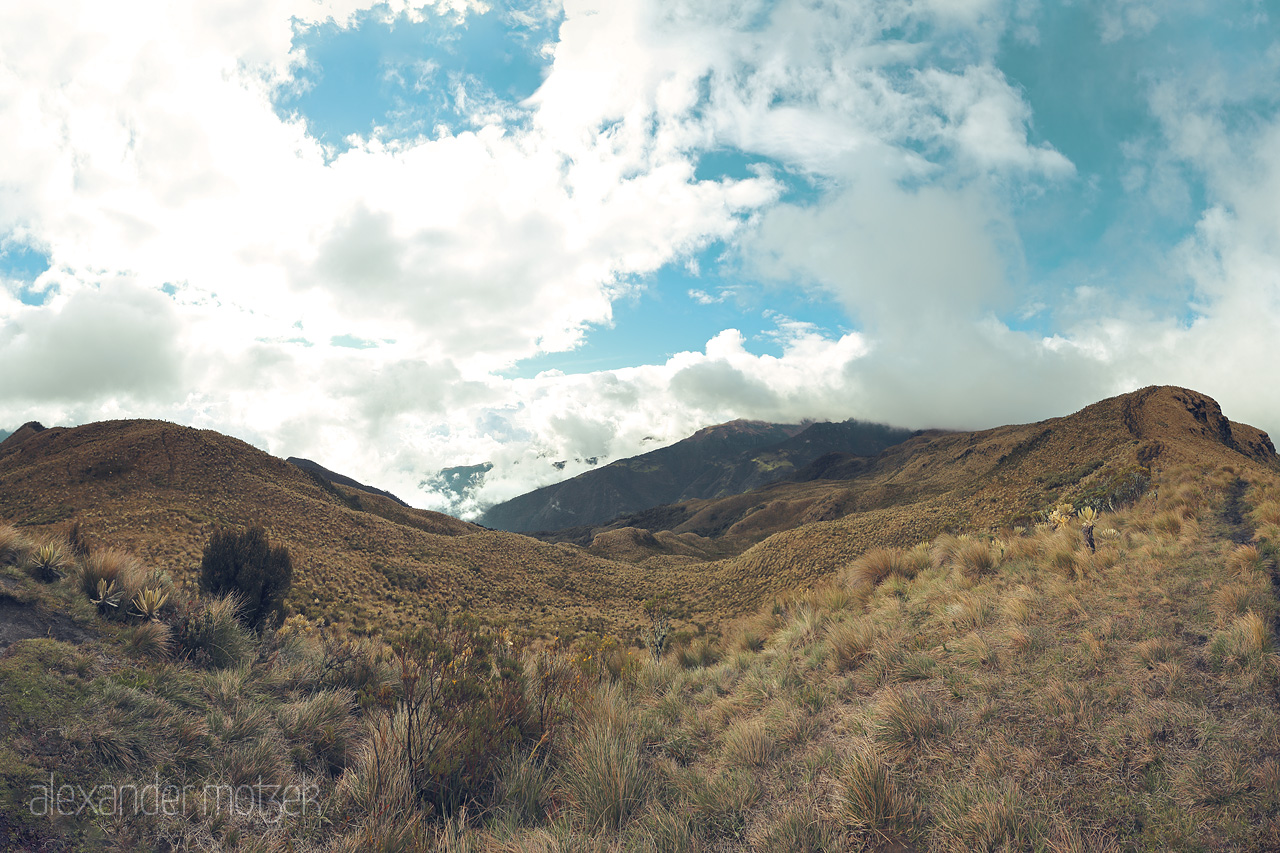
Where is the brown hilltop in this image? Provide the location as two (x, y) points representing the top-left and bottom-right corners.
(545, 387), (1278, 613)
(0, 419), (667, 638)
(0, 387), (1274, 639)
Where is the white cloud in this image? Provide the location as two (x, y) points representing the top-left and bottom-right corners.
(2, 0), (1275, 520)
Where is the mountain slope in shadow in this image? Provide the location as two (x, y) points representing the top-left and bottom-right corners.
(479, 419), (915, 532)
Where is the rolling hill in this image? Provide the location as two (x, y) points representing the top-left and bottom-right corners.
(0, 387), (1275, 642)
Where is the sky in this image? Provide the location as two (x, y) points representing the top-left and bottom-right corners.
(1, 0), (1278, 517)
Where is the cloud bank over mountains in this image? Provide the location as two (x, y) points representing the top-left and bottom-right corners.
(0, 0), (1277, 515)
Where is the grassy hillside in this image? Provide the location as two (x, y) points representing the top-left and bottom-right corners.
(0, 388), (1275, 651)
(0, 420), (673, 641)
(1, 458), (1277, 851)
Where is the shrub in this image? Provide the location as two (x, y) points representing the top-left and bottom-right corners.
(388, 612), (531, 816)
(199, 526), (293, 630)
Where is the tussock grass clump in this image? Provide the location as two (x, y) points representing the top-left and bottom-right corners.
(1211, 580), (1275, 624)
(721, 717), (777, 768)
(955, 539), (998, 580)
(933, 780), (1042, 851)
(1133, 637), (1178, 668)
(561, 693), (650, 831)
(126, 619), (173, 659)
(943, 592), (990, 630)
(277, 689), (357, 775)
(1004, 533), (1045, 562)
(826, 616), (877, 672)
(735, 628), (766, 653)
(840, 740), (916, 837)
(676, 637), (720, 670)
(493, 750), (551, 826)
(0, 522), (31, 566)
(1208, 611), (1275, 673)
(172, 593), (254, 669)
(873, 688), (944, 751)
(1049, 546), (1082, 579)
(79, 548), (145, 614)
(845, 547), (918, 588)
(1001, 587), (1035, 624)
(1041, 679), (1100, 728)
(1153, 511), (1183, 536)
(1228, 543), (1276, 578)
(952, 632), (995, 668)
(807, 582), (860, 614)
(756, 800), (834, 852)
(1249, 499), (1280, 528)
(675, 766), (760, 838)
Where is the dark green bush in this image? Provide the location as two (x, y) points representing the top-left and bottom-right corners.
(199, 526), (292, 630)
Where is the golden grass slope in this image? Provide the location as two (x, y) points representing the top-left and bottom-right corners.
(1, 386), (1276, 643)
(0, 419), (668, 639)
(2, 456), (1277, 851)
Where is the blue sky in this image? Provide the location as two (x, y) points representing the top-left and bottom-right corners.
(1, 0), (1278, 514)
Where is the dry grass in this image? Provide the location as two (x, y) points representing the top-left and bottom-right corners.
(840, 740), (916, 837)
(721, 717), (778, 768)
(0, 521), (31, 565)
(873, 687), (945, 751)
(79, 547), (146, 604)
(826, 616), (878, 672)
(4, 447), (1280, 852)
(845, 547), (918, 589)
(954, 539), (998, 580)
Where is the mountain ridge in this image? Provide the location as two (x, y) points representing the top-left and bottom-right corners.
(479, 418), (915, 532)
(0, 386), (1274, 640)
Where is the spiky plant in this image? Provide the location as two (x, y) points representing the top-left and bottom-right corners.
(1049, 503), (1075, 531)
(26, 542), (68, 582)
(132, 587), (170, 621)
(1078, 506), (1099, 553)
(91, 579), (124, 613)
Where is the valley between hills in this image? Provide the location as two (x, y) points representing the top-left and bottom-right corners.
(0, 384), (1278, 851)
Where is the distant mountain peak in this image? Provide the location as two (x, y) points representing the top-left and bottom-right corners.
(478, 418), (914, 533)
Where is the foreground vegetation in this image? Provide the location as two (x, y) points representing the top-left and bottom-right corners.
(1, 462), (1279, 851)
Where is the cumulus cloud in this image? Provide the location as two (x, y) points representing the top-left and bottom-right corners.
(0, 0), (1276, 517)
(0, 281), (183, 402)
